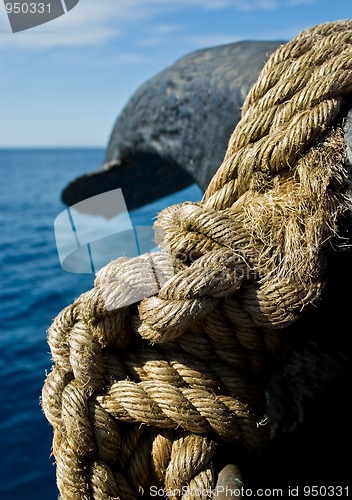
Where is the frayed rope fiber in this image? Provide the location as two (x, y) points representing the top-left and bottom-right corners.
(42, 20), (352, 500)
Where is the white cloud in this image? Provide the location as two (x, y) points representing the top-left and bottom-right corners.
(0, 26), (118, 49)
(0, 0), (302, 51)
(288, 0), (315, 5)
(138, 0), (282, 10)
(187, 33), (242, 48)
(91, 53), (151, 67)
(0, 0), (139, 49)
(151, 24), (182, 34)
(137, 23), (182, 47)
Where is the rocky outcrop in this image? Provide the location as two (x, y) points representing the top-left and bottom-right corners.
(62, 40), (283, 211)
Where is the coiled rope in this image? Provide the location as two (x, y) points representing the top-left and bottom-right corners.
(42, 20), (352, 499)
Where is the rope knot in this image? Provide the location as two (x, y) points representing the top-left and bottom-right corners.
(42, 20), (352, 500)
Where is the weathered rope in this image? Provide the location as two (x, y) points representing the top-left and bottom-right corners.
(42, 20), (352, 500)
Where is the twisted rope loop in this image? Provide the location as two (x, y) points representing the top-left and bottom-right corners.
(42, 21), (352, 500)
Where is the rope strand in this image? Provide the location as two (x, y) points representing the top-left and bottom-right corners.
(42, 20), (352, 499)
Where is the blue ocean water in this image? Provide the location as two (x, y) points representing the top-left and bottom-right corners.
(0, 148), (202, 499)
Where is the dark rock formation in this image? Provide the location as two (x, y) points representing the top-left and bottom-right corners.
(62, 40), (283, 212)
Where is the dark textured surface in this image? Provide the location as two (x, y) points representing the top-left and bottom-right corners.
(345, 109), (352, 170)
(62, 40), (283, 211)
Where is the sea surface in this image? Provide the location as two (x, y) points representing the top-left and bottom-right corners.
(0, 148), (202, 499)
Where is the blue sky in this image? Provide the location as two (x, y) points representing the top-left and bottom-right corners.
(0, 0), (351, 147)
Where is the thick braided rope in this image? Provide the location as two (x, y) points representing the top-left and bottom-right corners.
(42, 20), (352, 500)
